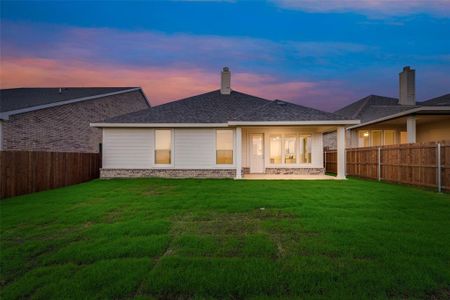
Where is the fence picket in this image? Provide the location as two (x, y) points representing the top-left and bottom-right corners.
(324, 141), (449, 192)
(0, 151), (101, 199)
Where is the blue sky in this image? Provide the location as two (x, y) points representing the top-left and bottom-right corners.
(1, 0), (449, 110)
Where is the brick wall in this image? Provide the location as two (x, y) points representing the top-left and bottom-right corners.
(323, 131), (337, 150)
(100, 168), (237, 179)
(2, 90), (149, 152)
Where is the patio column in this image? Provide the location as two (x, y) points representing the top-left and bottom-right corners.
(235, 127), (242, 179)
(336, 126), (346, 179)
(406, 116), (416, 143)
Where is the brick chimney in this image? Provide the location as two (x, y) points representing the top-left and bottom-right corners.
(220, 67), (231, 95)
(399, 66), (416, 105)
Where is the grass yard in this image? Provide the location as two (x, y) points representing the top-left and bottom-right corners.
(1, 178), (450, 299)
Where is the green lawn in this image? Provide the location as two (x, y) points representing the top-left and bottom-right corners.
(1, 178), (449, 299)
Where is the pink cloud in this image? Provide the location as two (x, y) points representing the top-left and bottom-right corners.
(273, 0), (450, 17)
(1, 56), (333, 106)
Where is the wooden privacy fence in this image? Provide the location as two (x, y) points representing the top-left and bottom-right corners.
(0, 151), (101, 199)
(324, 141), (450, 192)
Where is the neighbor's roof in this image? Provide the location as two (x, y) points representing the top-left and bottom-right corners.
(0, 87), (147, 114)
(418, 93), (450, 106)
(99, 90), (355, 125)
(335, 93), (450, 124)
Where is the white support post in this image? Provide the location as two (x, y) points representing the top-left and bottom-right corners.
(336, 126), (346, 179)
(437, 143), (441, 193)
(406, 116), (416, 144)
(235, 127), (242, 179)
(377, 147), (381, 181)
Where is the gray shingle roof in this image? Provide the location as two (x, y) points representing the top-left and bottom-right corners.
(335, 93), (450, 124)
(103, 90), (351, 124)
(233, 99), (349, 121)
(418, 93), (450, 106)
(0, 87), (139, 112)
(334, 95), (399, 121)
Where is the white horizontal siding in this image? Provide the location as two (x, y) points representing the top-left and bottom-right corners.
(103, 128), (153, 169)
(173, 129), (217, 168)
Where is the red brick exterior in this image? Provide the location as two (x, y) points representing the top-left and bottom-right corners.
(1, 90), (149, 153)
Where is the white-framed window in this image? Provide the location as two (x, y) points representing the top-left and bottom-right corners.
(400, 131), (408, 144)
(384, 130), (395, 145)
(216, 129), (234, 164)
(155, 129), (172, 165)
(371, 130), (383, 146)
(358, 130), (370, 147)
(299, 135), (312, 163)
(269, 135), (282, 164)
(269, 134), (312, 165)
(284, 135), (297, 164)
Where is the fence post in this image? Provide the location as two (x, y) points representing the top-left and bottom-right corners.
(324, 151), (327, 173)
(378, 147), (381, 181)
(437, 143), (441, 193)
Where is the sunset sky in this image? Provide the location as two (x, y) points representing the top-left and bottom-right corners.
(1, 0), (449, 111)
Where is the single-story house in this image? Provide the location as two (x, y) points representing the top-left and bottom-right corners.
(324, 67), (450, 149)
(91, 68), (359, 179)
(0, 87), (150, 152)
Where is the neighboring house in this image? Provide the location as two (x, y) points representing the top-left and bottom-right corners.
(0, 87), (150, 152)
(91, 68), (359, 179)
(325, 67), (450, 149)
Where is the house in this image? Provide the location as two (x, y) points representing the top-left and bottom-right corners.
(325, 67), (450, 149)
(0, 87), (150, 152)
(91, 68), (359, 179)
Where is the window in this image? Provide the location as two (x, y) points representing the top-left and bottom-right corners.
(269, 135), (282, 164)
(384, 130), (395, 145)
(359, 130), (370, 147)
(400, 131), (408, 144)
(155, 130), (172, 164)
(299, 135), (311, 163)
(371, 130), (382, 146)
(284, 135), (296, 164)
(216, 130), (233, 164)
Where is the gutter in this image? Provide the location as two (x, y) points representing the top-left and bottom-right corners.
(91, 119), (360, 128)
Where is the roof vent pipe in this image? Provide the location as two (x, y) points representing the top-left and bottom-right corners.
(399, 66), (416, 105)
(220, 67), (231, 95)
(59, 88), (62, 94)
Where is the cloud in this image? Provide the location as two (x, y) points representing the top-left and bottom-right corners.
(273, 0), (450, 17)
(1, 21), (370, 71)
(2, 21), (447, 111)
(0, 55), (357, 111)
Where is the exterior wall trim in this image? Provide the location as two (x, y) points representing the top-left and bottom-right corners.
(91, 120), (360, 128)
(0, 88), (148, 120)
(228, 120), (360, 126)
(91, 123), (230, 128)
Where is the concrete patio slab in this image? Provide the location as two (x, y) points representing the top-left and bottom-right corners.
(242, 174), (338, 180)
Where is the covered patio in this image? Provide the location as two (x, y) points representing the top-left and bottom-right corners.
(232, 124), (350, 180)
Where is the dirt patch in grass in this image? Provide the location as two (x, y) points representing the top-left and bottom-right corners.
(425, 287), (450, 300)
(170, 211), (276, 235)
(141, 185), (176, 196)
